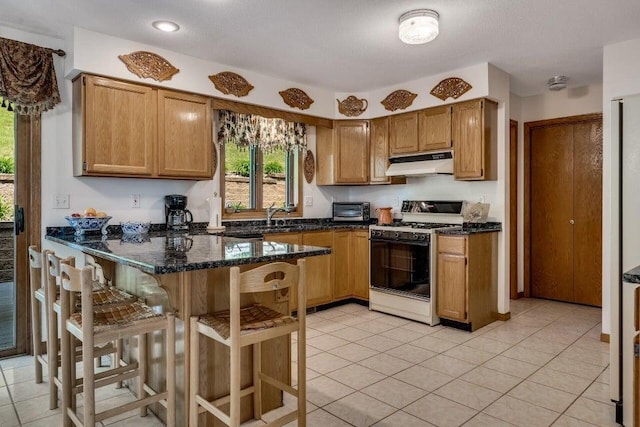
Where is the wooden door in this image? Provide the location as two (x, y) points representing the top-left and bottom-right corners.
(351, 231), (370, 299)
(452, 100), (483, 179)
(157, 90), (212, 178)
(83, 76), (155, 176)
(510, 120), (518, 299)
(437, 250), (467, 321)
(572, 121), (603, 306)
(370, 117), (390, 183)
(302, 232), (333, 307)
(528, 115), (602, 306)
(418, 106), (451, 152)
(335, 121), (368, 183)
(389, 112), (418, 156)
(333, 231), (351, 299)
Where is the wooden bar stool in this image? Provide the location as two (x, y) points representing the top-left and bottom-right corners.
(43, 251), (137, 410)
(59, 262), (176, 427)
(28, 246), (47, 385)
(189, 259), (306, 427)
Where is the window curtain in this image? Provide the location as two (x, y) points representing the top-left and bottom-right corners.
(217, 110), (307, 152)
(0, 37), (61, 115)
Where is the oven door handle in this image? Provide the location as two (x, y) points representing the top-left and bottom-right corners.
(368, 237), (430, 246)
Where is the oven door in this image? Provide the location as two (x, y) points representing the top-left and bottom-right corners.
(370, 237), (431, 300)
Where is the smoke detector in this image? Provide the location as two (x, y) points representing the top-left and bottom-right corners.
(547, 76), (569, 91)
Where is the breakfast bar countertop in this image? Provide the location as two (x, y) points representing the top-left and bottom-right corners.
(45, 232), (331, 275)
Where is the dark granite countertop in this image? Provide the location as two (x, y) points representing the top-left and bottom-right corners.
(623, 266), (640, 284)
(436, 222), (502, 235)
(45, 231), (331, 275)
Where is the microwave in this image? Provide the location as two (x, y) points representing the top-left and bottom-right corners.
(332, 202), (370, 222)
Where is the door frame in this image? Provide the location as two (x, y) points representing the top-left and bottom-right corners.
(510, 120), (518, 299)
(523, 113), (602, 298)
(0, 113), (41, 358)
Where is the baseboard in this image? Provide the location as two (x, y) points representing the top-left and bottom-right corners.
(496, 312), (511, 321)
(600, 333), (610, 343)
(517, 291), (525, 299)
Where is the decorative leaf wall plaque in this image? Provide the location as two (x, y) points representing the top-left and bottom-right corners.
(279, 88), (314, 110)
(208, 72), (254, 97)
(303, 150), (315, 184)
(430, 77), (472, 101)
(380, 90), (417, 112)
(337, 96), (368, 117)
(118, 51), (179, 82)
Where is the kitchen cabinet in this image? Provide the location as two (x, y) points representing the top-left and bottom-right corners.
(333, 231), (352, 299)
(302, 231), (334, 307)
(351, 230), (370, 300)
(436, 233), (497, 331)
(389, 112), (418, 156)
(73, 74), (213, 180)
(452, 99), (498, 180)
(369, 117), (406, 185)
(418, 106), (452, 152)
(317, 121), (369, 185)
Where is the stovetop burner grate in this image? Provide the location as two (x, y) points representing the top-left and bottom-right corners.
(375, 222), (457, 230)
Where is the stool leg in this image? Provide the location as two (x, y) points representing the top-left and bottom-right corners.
(252, 342), (261, 420)
(188, 317), (199, 427)
(166, 313), (176, 427)
(297, 337), (306, 427)
(48, 306), (59, 409)
(70, 336), (77, 412)
(83, 336), (95, 426)
(230, 338), (241, 427)
(115, 338), (123, 388)
(32, 298), (43, 384)
(61, 328), (72, 427)
(138, 333), (148, 416)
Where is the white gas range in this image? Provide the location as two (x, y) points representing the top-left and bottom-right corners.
(368, 200), (464, 325)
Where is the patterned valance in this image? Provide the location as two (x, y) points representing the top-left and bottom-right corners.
(0, 37), (61, 115)
(217, 110), (307, 152)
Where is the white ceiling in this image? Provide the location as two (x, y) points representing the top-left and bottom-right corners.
(3, 0), (640, 96)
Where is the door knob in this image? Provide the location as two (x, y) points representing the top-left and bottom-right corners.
(569, 219), (575, 225)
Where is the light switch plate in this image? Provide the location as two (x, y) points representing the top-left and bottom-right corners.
(53, 194), (69, 209)
(304, 196), (313, 207)
(130, 194), (141, 208)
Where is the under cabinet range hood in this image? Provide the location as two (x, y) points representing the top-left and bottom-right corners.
(385, 150), (453, 177)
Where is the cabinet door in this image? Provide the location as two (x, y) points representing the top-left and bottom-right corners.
(453, 100), (484, 179)
(389, 112), (418, 156)
(335, 121), (369, 183)
(436, 251), (467, 321)
(351, 231), (370, 300)
(419, 106), (452, 152)
(157, 90), (212, 178)
(84, 76), (156, 176)
(302, 232), (333, 307)
(333, 231), (351, 299)
(370, 117), (390, 183)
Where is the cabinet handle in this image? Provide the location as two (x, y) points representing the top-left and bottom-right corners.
(569, 219), (575, 225)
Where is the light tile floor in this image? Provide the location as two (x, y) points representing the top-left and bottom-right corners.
(0, 298), (615, 426)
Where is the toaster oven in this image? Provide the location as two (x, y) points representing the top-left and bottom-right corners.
(332, 202), (370, 222)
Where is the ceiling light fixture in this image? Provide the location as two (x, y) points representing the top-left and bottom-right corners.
(399, 9), (439, 45)
(547, 76), (569, 91)
(152, 20), (180, 33)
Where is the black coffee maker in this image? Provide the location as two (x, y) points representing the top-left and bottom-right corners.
(165, 194), (193, 231)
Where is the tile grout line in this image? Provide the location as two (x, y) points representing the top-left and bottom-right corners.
(0, 363), (22, 426)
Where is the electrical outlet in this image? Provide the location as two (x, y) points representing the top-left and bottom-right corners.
(479, 195), (486, 203)
(391, 196), (400, 207)
(53, 193), (69, 209)
(304, 196), (313, 207)
(130, 194), (141, 208)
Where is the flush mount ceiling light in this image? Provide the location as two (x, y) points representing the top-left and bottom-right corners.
(547, 76), (569, 91)
(152, 20), (180, 32)
(399, 9), (439, 45)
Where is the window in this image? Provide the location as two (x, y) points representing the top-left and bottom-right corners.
(218, 110), (304, 217)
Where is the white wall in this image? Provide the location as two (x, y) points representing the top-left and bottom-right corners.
(603, 38), (640, 335)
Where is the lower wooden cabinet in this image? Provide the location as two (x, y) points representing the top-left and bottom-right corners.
(268, 229), (369, 308)
(436, 233), (497, 330)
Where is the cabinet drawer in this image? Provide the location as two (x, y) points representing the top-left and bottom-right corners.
(438, 236), (466, 255)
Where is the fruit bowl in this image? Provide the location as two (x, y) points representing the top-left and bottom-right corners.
(120, 221), (151, 235)
(65, 216), (112, 236)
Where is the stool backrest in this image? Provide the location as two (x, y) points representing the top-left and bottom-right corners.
(28, 246), (42, 293)
(232, 261), (300, 294)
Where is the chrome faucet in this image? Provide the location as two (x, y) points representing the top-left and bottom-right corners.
(266, 202), (292, 227)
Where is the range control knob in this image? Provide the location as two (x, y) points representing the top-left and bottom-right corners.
(412, 233), (420, 240)
(419, 234), (426, 240)
(394, 232), (401, 239)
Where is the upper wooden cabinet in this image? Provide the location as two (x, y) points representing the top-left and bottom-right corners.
(157, 90), (212, 178)
(317, 121), (369, 185)
(73, 75), (213, 180)
(452, 99), (497, 181)
(418, 106), (452, 152)
(389, 112), (419, 156)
